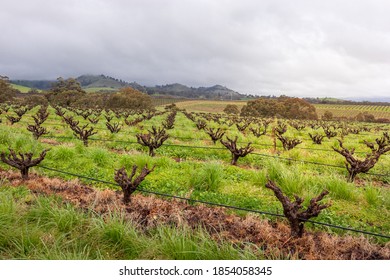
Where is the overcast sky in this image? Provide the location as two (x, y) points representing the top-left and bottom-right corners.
(1, 0), (390, 98)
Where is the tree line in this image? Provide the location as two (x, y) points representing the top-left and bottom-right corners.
(1, 76), (154, 111)
(239, 96), (318, 120)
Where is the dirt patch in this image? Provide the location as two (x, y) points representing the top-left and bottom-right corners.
(39, 138), (61, 145)
(1, 169), (389, 260)
(354, 178), (390, 188)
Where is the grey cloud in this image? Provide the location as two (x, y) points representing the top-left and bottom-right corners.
(1, 0), (390, 98)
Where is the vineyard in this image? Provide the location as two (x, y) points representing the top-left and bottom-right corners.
(313, 104), (390, 120)
(0, 102), (389, 259)
(169, 99), (390, 121)
(175, 100), (247, 113)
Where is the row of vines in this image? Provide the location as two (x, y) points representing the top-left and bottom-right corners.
(0, 102), (389, 239)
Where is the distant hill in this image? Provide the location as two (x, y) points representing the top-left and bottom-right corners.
(12, 74), (247, 100)
(11, 80), (53, 90)
(11, 74), (145, 93)
(146, 83), (246, 100)
(304, 96), (390, 105)
(347, 97), (390, 103)
(304, 97), (349, 104)
(10, 83), (34, 93)
(11, 75), (390, 103)
(76, 74), (145, 92)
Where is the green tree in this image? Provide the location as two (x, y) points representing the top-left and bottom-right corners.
(280, 97), (318, 120)
(241, 98), (282, 117)
(46, 77), (86, 106)
(0, 75), (17, 103)
(355, 111), (376, 122)
(223, 104), (240, 115)
(73, 93), (105, 108)
(106, 87), (153, 110)
(21, 95), (48, 107)
(322, 110), (333, 120)
(240, 96), (317, 120)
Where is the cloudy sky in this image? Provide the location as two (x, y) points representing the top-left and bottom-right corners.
(1, 0), (390, 99)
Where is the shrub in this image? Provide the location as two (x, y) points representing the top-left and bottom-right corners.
(46, 77), (86, 106)
(21, 95), (48, 107)
(241, 96), (317, 120)
(223, 104), (240, 115)
(0, 76), (16, 103)
(106, 87), (153, 110)
(322, 110), (333, 121)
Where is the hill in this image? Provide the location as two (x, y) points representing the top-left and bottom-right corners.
(10, 83), (34, 93)
(76, 74), (145, 92)
(11, 80), (53, 90)
(304, 96), (390, 106)
(11, 74), (246, 100)
(146, 83), (246, 100)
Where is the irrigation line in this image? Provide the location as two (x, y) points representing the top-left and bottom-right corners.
(41, 135), (390, 178)
(10, 118), (390, 155)
(250, 152), (389, 177)
(36, 165), (390, 239)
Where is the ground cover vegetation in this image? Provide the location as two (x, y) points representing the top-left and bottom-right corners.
(0, 78), (389, 259)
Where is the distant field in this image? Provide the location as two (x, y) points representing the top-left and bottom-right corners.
(175, 100), (247, 113)
(84, 87), (118, 93)
(315, 104), (390, 119)
(173, 99), (390, 119)
(11, 83), (33, 93)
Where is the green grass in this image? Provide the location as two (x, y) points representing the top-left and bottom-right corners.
(10, 83), (35, 93)
(84, 87), (117, 93)
(0, 185), (265, 260)
(189, 162), (224, 192)
(0, 105), (389, 244)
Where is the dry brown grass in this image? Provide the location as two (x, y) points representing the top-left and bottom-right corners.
(176, 100), (246, 113)
(1, 168), (388, 260)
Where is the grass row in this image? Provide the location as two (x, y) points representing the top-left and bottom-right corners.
(0, 185), (265, 260)
(1, 107), (390, 236)
(3, 106), (390, 186)
(0, 120), (389, 241)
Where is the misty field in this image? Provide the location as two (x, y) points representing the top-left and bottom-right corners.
(0, 102), (389, 260)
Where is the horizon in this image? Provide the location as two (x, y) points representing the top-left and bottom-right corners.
(9, 74), (390, 103)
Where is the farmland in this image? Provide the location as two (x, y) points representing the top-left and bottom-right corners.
(173, 99), (390, 120)
(315, 104), (390, 120)
(0, 103), (389, 259)
(10, 83), (34, 93)
(175, 100), (247, 113)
